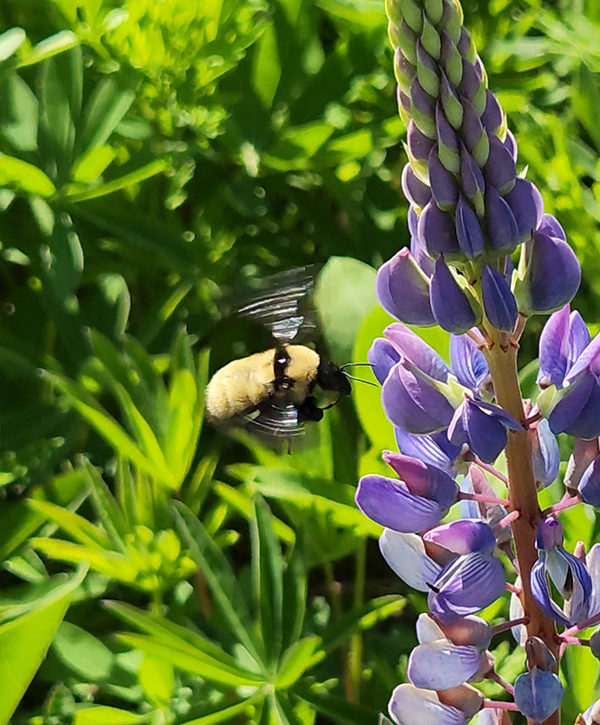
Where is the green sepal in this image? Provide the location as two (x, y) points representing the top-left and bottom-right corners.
(421, 16), (441, 60)
(395, 21), (418, 66)
(399, 102), (413, 129)
(411, 100), (437, 138)
(424, 0), (444, 26)
(400, 0), (423, 33)
(443, 0), (463, 44)
(385, 0), (403, 26)
(461, 28), (477, 62)
(471, 131), (490, 167)
(442, 87), (463, 129)
(472, 82), (487, 116)
(417, 57), (440, 98)
(438, 137), (460, 174)
(395, 55), (415, 96)
(443, 41), (463, 87)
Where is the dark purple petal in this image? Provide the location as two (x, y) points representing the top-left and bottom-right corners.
(402, 164), (432, 208)
(376, 248), (436, 326)
(461, 101), (488, 164)
(565, 380), (600, 439)
(356, 475), (450, 532)
(504, 178), (544, 242)
(384, 322), (449, 381)
(411, 77), (437, 138)
(462, 398), (509, 463)
(517, 231), (581, 315)
(382, 451), (459, 506)
(579, 455), (600, 507)
(485, 187), (519, 253)
(429, 147), (459, 210)
(459, 61), (483, 108)
(538, 213), (566, 242)
(428, 552), (506, 620)
(514, 668), (564, 723)
(419, 200), (461, 258)
(471, 399), (523, 431)
(481, 91), (503, 134)
(481, 264), (518, 333)
(408, 641), (484, 690)
(423, 519), (496, 555)
(503, 130), (518, 161)
(382, 360), (456, 435)
(395, 429), (462, 475)
(450, 333), (489, 391)
(455, 196), (485, 258)
(368, 338), (401, 385)
(459, 145), (485, 204)
(538, 305), (571, 387)
(430, 257), (480, 334)
(536, 516), (563, 550)
(565, 332), (600, 383)
(484, 135), (517, 193)
(547, 371), (595, 435)
(408, 120), (435, 162)
(448, 402), (468, 448)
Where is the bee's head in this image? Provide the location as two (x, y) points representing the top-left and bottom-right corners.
(317, 359), (352, 396)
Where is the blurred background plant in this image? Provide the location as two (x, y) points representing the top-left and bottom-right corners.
(0, 0), (599, 722)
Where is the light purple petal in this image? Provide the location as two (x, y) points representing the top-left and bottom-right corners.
(389, 684), (467, 725)
(382, 360), (456, 435)
(384, 323), (449, 381)
(429, 552), (506, 620)
(395, 429), (461, 475)
(530, 554), (571, 626)
(380, 529), (443, 592)
(565, 333), (600, 383)
(568, 311), (591, 368)
(450, 333), (489, 391)
(423, 519), (496, 556)
(356, 475), (449, 533)
(369, 338), (401, 385)
(408, 640), (484, 690)
(585, 544), (600, 621)
(416, 613), (445, 643)
(381, 451), (459, 506)
(376, 249), (436, 327)
(538, 305), (571, 387)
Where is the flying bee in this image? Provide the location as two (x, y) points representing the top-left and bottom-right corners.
(205, 267), (371, 438)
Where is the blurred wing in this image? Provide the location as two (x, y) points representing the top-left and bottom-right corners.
(237, 267), (317, 344)
(246, 403), (305, 438)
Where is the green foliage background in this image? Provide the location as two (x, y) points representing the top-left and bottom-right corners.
(0, 0), (599, 723)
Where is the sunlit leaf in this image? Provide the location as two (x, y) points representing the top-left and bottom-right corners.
(0, 155), (55, 197)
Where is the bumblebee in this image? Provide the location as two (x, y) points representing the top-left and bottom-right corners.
(205, 268), (353, 438)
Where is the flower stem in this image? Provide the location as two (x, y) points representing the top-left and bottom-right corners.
(485, 339), (559, 725)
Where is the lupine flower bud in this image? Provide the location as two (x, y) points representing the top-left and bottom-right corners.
(369, 338), (401, 385)
(514, 667), (564, 723)
(376, 248), (436, 326)
(480, 263), (518, 333)
(430, 257), (481, 333)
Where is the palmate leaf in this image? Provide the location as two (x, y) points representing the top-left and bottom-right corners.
(252, 497), (284, 663)
(0, 568), (85, 725)
(27, 499), (112, 550)
(275, 636), (323, 690)
(180, 692), (265, 725)
(172, 502), (265, 668)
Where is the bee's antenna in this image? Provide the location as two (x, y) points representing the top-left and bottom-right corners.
(340, 362), (375, 370)
(343, 373), (379, 388)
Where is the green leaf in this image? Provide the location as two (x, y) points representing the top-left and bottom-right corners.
(72, 144), (117, 184)
(573, 63), (600, 152)
(80, 458), (130, 544)
(64, 158), (169, 202)
(18, 30), (79, 67)
(164, 369), (200, 486)
(0, 28), (26, 61)
(139, 655), (174, 707)
(27, 499), (112, 550)
(275, 636), (322, 689)
(213, 482), (295, 545)
(0, 155), (56, 197)
(252, 497), (284, 662)
(0, 74), (38, 152)
(74, 706), (145, 725)
(32, 539), (138, 582)
(252, 25), (280, 109)
(281, 542), (307, 650)
(295, 682), (381, 725)
(0, 568), (85, 725)
(172, 503), (264, 667)
(117, 633), (263, 688)
(315, 257), (378, 363)
(53, 621), (114, 681)
(78, 79), (135, 155)
(180, 692), (265, 725)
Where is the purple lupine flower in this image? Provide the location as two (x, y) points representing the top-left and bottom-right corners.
(460, 466), (510, 544)
(578, 454), (600, 507)
(395, 428), (466, 477)
(388, 683), (482, 725)
(537, 305), (600, 439)
(523, 401), (560, 490)
(530, 517), (593, 626)
(376, 248), (436, 326)
(430, 257), (481, 334)
(423, 520), (506, 620)
(565, 438), (600, 491)
(355, 454), (459, 533)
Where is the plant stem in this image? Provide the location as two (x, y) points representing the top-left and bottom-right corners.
(486, 340), (559, 725)
(346, 540), (367, 704)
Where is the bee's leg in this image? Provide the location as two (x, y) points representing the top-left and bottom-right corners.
(286, 438), (292, 456)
